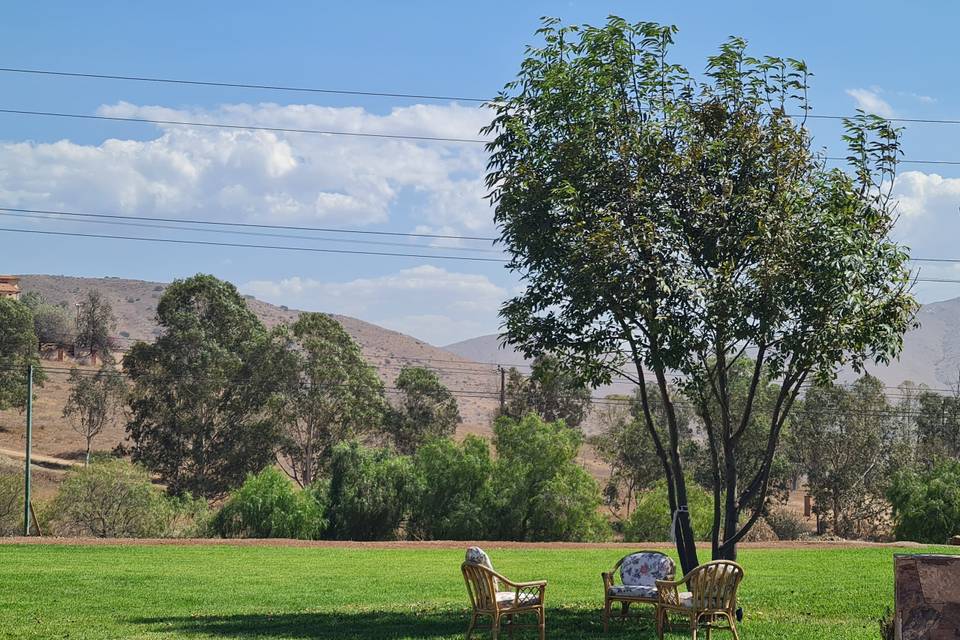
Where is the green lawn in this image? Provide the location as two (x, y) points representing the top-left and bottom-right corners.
(0, 543), (954, 639)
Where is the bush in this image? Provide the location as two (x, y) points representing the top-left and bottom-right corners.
(165, 493), (213, 538)
(325, 442), (414, 540)
(623, 480), (714, 542)
(0, 473), (23, 535)
(488, 414), (609, 541)
(741, 517), (778, 542)
(766, 507), (809, 541)
(888, 460), (960, 543)
(408, 436), (492, 540)
(214, 467), (325, 540)
(49, 459), (170, 537)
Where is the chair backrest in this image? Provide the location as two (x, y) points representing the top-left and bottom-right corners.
(618, 551), (676, 587)
(688, 560), (743, 611)
(463, 547), (501, 610)
(462, 562), (500, 612)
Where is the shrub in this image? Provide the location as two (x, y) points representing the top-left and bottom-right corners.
(48, 459), (170, 537)
(741, 517), (778, 542)
(888, 460), (960, 543)
(408, 436), (492, 540)
(0, 473), (23, 535)
(325, 441), (414, 540)
(766, 507), (809, 541)
(165, 493), (213, 538)
(488, 414), (609, 541)
(213, 467), (325, 540)
(623, 480), (714, 542)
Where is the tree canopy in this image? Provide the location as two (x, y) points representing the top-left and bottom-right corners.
(387, 366), (461, 455)
(500, 354), (592, 428)
(0, 297), (45, 411)
(268, 312), (385, 486)
(486, 17), (917, 569)
(124, 274), (279, 498)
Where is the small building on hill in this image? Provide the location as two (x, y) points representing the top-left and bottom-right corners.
(0, 275), (20, 300)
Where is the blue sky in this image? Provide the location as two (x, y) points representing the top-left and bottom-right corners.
(2, 1), (960, 345)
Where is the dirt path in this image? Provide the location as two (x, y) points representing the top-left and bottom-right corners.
(0, 447), (78, 468)
(0, 537), (939, 550)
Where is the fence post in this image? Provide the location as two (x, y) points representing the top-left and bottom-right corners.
(23, 364), (33, 536)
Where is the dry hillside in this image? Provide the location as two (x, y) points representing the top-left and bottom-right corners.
(0, 274), (504, 464)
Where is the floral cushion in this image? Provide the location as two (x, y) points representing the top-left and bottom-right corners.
(607, 584), (658, 599)
(465, 547), (494, 570)
(465, 546), (499, 590)
(496, 591), (540, 606)
(619, 552), (674, 588)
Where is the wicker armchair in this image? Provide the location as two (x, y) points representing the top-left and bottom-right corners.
(462, 547), (546, 640)
(601, 550), (676, 632)
(655, 560), (744, 640)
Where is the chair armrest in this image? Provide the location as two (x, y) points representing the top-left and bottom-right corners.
(656, 578), (684, 607)
(502, 578), (547, 588)
(498, 575), (547, 606)
(601, 571), (614, 590)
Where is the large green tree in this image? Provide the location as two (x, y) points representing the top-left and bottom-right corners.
(0, 297), (45, 411)
(21, 292), (76, 347)
(124, 274), (279, 498)
(268, 313), (385, 487)
(386, 366), (461, 455)
(486, 17), (916, 568)
(500, 354), (592, 428)
(788, 375), (911, 538)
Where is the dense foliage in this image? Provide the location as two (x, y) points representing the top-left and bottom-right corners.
(324, 441), (415, 541)
(0, 297), (45, 411)
(623, 480), (714, 543)
(888, 460), (960, 544)
(214, 467), (326, 540)
(48, 459), (172, 537)
(488, 414), (609, 541)
(74, 289), (117, 356)
(407, 436), (492, 540)
(269, 313), (385, 486)
(500, 355), (592, 428)
(387, 366), (461, 455)
(124, 275), (280, 498)
(486, 16), (916, 567)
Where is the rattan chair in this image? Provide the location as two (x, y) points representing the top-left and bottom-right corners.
(462, 547), (546, 640)
(655, 560), (744, 640)
(601, 550), (676, 632)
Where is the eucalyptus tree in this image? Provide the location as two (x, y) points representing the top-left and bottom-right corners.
(124, 274), (280, 498)
(268, 312), (386, 486)
(485, 17), (916, 569)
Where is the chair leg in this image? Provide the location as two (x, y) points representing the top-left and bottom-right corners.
(656, 608), (664, 640)
(726, 612), (740, 640)
(603, 599), (611, 633)
(466, 612), (477, 640)
(621, 601), (630, 621)
(491, 613), (500, 640)
(538, 607), (545, 640)
(507, 613), (514, 639)
(691, 614), (699, 640)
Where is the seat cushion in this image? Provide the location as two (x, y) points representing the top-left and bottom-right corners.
(607, 584), (657, 599)
(496, 591), (541, 607)
(620, 552), (675, 587)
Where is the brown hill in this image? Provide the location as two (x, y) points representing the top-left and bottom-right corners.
(0, 274), (503, 463)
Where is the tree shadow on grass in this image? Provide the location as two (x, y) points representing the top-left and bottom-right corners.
(130, 606), (665, 639)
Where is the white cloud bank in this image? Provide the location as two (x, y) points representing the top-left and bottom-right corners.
(0, 101), (494, 234)
(242, 264), (507, 345)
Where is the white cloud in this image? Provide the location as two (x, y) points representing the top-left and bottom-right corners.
(241, 264), (506, 345)
(0, 101), (495, 233)
(846, 88), (895, 118)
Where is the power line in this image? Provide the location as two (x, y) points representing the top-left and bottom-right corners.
(0, 66), (489, 103)
(8, 108), (960, 166)
(0, 211), (503, 254)
(0, 108), (488, 144)
(0, 227), (509, 263)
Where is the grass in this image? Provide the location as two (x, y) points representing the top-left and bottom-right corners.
(0, 543), (955, 639)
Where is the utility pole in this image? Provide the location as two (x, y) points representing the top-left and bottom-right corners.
(23, 364), (33, 536)
(498, 366), (506, 413)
